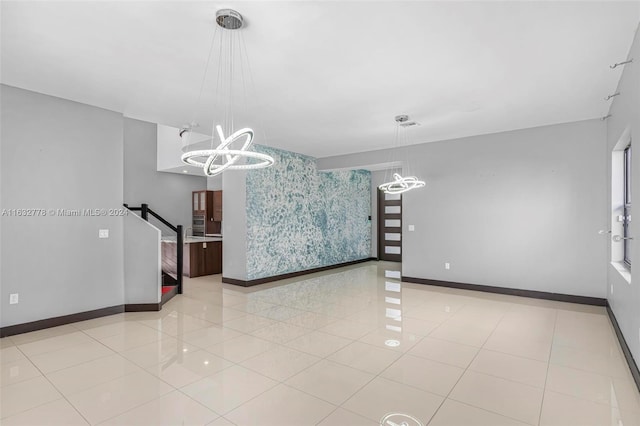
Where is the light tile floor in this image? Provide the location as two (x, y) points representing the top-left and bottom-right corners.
(1, 261), (639, 425)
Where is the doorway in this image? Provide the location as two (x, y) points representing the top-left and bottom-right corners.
(377, 189), (402, 262)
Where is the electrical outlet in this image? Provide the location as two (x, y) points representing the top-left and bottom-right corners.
(99, 229), (109, 239)
(611, 284), (614, 295)
(445, 262), (450, 270)
(408, 225), (415, 231)
(9, 293), (19, 304)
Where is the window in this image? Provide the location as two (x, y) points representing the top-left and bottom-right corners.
(624, 143), (632, 266)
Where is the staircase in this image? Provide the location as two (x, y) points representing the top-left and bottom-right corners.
(124, 203), (183, 305)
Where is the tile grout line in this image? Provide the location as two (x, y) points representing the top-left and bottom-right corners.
(105, 370), (229, 425)
(423, 303), (487, 426)
(7, 341), (94, 425)
(316, 316), (415, 424)
(74, 369), (176, 426)
(216, 269), (401, 425)
(173, 316), (342, 424)
(16, 327), (118, 375)
(326, 269), (430, 425)
(71, 318), (241, 425)
(404, 325), (554, 390)
(209, 359), (317, 421)
(17, 318), (207, 425)
(312, 341), (405, 425)
(422, 303), (545, 426)
(232, 325), (370, 423)
(118, 302), (249, 423)
(536, 308), (558, 426)
(47, 336), (179, 425)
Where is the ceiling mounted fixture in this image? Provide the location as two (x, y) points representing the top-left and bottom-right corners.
(609, 58), (633, 69)
(379, 173), (425, 194)
(378, 115), (426, 194)
(180, 9), (274, 176)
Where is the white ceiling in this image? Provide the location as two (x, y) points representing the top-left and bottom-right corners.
(2, 1), (639, 158)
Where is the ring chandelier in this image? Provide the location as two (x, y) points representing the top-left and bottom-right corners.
(180, 9), (274, 176)
(378, 115), (426, 194)
(379, 173), (425, 194)
(181, 126), (274, 176)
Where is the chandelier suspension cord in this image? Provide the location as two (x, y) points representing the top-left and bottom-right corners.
(384, 121), (400, 190)
(218, 28), (228, 150)
(190, 24), (219, 136)
(212, 27), (224, 150)
(402, 124), (410, 177)
(228, 21), (234, 140)
(240, 29), (269, 146)
(238, 28), (249, 126)
(395, 122), (401, 178)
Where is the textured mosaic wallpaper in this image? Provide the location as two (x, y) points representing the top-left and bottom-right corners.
(246, 145), (371, 280)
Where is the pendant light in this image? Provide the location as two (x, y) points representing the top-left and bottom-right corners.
(378, 115), (425, 194)
(180, 9), (274, 176)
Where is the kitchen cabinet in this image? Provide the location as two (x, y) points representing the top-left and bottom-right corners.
(192, 190), (222, 235)
(183, 240), (222, 277)
(192, 191), (206, 215)
(213, 190), (222, 221)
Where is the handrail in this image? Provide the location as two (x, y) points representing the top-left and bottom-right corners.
(123, 203), (183, 295)
(147, 208), (178, 233)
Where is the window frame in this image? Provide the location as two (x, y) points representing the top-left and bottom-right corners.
(624, 143), (632, 266)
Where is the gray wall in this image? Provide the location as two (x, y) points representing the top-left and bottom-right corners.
(207, 175), (223, 191)
(124, 118), (206, 235)
(222, 170), (248, 281)
(1, 85), (125, 326)
(124, 213), (161, 305)
(320, 119), (608, 298)
(606, 25), (639, 361)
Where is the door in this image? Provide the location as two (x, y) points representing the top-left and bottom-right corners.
(378, 189), (402, 262)
(213, 191), (223, 221)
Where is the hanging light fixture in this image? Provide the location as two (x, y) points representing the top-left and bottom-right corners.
(378, 115), (425, 194)
(180, 9), (274, 177)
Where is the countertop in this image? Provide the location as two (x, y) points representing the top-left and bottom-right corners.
(161, 236), (223, 243)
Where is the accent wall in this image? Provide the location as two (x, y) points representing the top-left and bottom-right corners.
(245, 145), (371, 280)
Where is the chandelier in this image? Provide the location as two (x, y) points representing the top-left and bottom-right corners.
(378, 115), (425, 194)
(180, 9), (274, 177)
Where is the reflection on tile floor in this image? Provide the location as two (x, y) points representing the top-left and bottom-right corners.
(1, 261), (639, 425)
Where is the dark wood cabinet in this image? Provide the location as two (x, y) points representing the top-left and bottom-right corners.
(213, 191), (222, 221)
(192, 190), (222, 235)
(204, 241), (222, 275)
(183, 241), (222, 277)
(192, 191), (206, 215)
